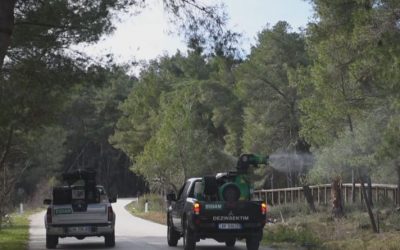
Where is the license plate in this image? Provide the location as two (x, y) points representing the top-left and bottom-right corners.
(218, 223), (242, 230)
(68, 226), (91, 233)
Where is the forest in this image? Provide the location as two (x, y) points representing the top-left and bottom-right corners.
(0, 0), (399, 222)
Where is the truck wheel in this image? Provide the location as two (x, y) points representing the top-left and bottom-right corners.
(105, 231), (115, 247)
(246, 236), (260, 250)
(225, 238), (236, 247)
(183, 220), (196, 250)
(167, 215), (179, 246)
(46, 234), (58, 249)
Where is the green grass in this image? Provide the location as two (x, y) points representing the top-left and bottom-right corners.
(125, 194), (167, 225)
(263, 202), (400, 249)
(263, 224), (320, 247)
(0, 214), (30, 250)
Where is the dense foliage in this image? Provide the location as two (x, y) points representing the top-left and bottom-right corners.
(0, 0), (232, 224)
(0, 0), (399, 224)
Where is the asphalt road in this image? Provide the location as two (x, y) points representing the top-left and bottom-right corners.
(29, 198), (276, 250)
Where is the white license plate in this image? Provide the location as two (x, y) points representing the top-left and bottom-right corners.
(68, 226), (91, 233)
(218, 223), (242, 230)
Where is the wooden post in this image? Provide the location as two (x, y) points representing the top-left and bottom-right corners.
(278, 191), (281, 205)
(360, 185), (363, 203)
(291, 190), (294, 203)
(324, 186), (327, 205)
(317, 187), (320, 204)
(376, 187), (379, 203)
(298, 189), (301, 203)
(284, 190), (287, 204)
(271, 191), (274, 205)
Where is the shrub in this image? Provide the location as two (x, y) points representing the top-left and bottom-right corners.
(263, 224), (320, 247)
(134, 193), (166, 213)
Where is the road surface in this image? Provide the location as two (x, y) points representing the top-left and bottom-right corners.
(29, 198), (276, 250)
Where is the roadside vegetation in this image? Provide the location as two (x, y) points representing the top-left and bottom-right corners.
(125, 193), (400, 249)
(0, 213), (30, 250)
(126, 194), (167, 225)
(1, 1), (400, 249)
(264, 203), (400, 250)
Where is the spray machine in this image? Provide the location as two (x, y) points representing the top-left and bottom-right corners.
(52, 169), (100, 210)
(196, 154), (269, 202)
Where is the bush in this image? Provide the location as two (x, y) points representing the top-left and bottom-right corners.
(132, 193), (166, 213)
(381, 210), (400, 231)
(126, 194), (167, 225)
(263, 224), (320, 247)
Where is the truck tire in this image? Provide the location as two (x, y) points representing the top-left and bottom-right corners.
(46, 234), (58, 249)
(104, 231), (115, 247)
(246, 236), (260, 250)
(183, 219), (196, 250)
(225, 238), (236, 247)
(167, 215), (179, 246)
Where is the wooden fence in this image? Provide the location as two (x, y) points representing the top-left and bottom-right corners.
(253, 183), (399, 206)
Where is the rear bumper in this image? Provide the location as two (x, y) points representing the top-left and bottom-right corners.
(46, 223), (114, 237)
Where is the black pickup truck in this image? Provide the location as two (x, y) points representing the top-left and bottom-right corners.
(166, 174), (267, 250)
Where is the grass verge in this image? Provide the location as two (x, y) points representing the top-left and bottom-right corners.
(125, 194), (167, 225)
(0, 213), (30, 250)
(264, 203), (400, 249)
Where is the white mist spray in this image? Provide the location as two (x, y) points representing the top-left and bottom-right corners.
(268, 151), (314, 173)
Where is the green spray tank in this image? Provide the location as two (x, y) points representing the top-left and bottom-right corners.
(198, 154), (269, 202)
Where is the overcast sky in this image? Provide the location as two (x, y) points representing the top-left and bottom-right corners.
(76, 0), (313, 68)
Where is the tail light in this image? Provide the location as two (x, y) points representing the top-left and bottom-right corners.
(46, 207), (52, 224)
(261, 202), (268, 215)
(108, 206), (114, 221)
(193, 202), (201, 215)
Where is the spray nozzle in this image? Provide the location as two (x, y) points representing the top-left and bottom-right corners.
(237, 154), (269, 173)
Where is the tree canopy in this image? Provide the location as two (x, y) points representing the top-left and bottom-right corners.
(1, 0), (400, 220)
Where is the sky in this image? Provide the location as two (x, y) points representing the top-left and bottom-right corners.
(76, 0), (313, 69)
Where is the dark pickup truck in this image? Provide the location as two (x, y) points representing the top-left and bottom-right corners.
(166, 174), (267, 250)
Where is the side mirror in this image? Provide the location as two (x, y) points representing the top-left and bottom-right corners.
(166, 193), (176, 202)
(43, 199), (52, 205)
(109, 197), (117, 203)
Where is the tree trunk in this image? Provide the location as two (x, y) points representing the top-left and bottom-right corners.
(351, 169), (356, 203)
(0, 0), (16, 70)
(303, 185), (316, 213)
(367, 176), (373, 207)
(360, 177), (378, 233)
(331, 177), (344, 217)
(396, 163), (400, 206)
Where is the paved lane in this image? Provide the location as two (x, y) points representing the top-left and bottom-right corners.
(29, 198), (275, 250)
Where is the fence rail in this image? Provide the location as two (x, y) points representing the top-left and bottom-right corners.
(253, 183), (399, 206)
